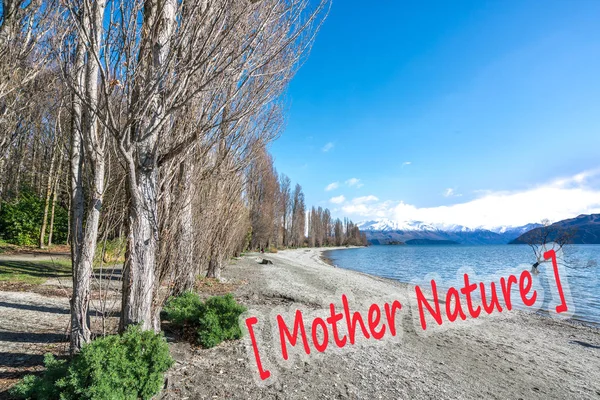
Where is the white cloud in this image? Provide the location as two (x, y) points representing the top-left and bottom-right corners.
(322, 142), (334, 152)
(340, 169), (600, 229)
(337, 196), (388, 217)
(402, 161), (412, 167)
(342, 200), (394, 218)
(352, 195), (379, 204)
(549, 167), (600, 188)
(345, 178), (363, 188)
(329, 195), (346, 204)
(443, 188), (454, 197)
(443, 188), (462, 197)
(325, 182), (339, 191)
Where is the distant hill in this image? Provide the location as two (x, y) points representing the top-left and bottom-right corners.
(510, 214), (600, 245)
(405, 239), (459, 245)
(386, 240), (405, 245)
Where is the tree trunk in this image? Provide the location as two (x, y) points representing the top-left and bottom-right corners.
(14, 136), (24, 197)
(175, 162), (195, 293)
(120, 165), (159, 332)
(71, 162), (105, 352)
(48, 171), (60, 246)
(40, 133), (59, 248)
(0, 157), (5, 212)
(120, 0), (177, 332)
(206, 258), (221, 280)
(48, 148), (64, 246)
(69, 85), (86, 352)
(70, 0), (107, 353)
(66, 188), (71, 244)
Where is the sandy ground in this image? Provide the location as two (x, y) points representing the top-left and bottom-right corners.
(1, 248), (600, 399)
(160, 248), (600, 399)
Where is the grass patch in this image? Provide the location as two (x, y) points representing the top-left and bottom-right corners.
(0, 259), (71, 284)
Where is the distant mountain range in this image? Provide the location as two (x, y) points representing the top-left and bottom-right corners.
(510, 214), (600, 245)
(357, 219), (543, 245)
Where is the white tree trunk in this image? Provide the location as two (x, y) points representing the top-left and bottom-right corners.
(69, 83), (86, 352)
(176, 162), (195, 292)
(40, 132), (59, 248)
(70, 0), (107, 353)
(120, 0), (177, 332)
(48, 159), (61, 246)
(121, 165), (159, 331)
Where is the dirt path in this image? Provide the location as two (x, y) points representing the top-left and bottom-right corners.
(161, 249), (600, 400)
(0, 252), (120, 397)
(0, 291), (70, 396)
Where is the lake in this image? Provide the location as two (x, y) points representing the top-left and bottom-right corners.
(325, 244), (600, 325)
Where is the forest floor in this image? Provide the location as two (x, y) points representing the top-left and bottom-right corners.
(1, 248), (599, 399)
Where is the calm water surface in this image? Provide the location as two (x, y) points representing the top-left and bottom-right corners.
(326, 245), (600, 325)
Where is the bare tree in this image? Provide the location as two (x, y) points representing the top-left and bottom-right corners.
(2, 0), (330, 338)
(279, 173), (291, 246)
(528, 219), (575, 274)
(290, 183), (305, 247)
(247, 147), (279, 250)
(53, 0), (109, 352)
(0, 0), (55, 192)
(112, 0), (327, 331)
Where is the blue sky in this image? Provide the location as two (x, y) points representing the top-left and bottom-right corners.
(269, 0), (600, 228)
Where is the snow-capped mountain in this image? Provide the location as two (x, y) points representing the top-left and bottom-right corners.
(357, 219), (542, 245)
(356, 219), (443, 232)
(357, 219), (539, 234)
(487, 223), (542, 235)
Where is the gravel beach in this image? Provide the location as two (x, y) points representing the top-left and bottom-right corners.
(160, 248), (600, 399)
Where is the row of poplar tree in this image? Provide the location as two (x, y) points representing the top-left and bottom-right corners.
(246, 148), (368, 251)
(0, 0), (366, 354)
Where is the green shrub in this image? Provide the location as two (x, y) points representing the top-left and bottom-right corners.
(196, 310), (222, 348)
(0, 191), (68, 246)
(9, 353), (68, 400)
(197, 294), (246, 348)
(163, 292), (247, 348)
(162, 290), (204, 326)
(9, 326), (173, 400)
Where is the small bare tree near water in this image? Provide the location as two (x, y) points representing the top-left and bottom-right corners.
(528, 219), (575, 275)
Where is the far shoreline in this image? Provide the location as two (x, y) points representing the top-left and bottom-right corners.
(318, 245), (360, 267)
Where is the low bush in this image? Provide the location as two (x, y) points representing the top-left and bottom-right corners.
(8, 353), (67, 400)
(162, 290), (204, 326)
(10, 326), (173, 400)
(163, 292), (247, 348)
(197, 294), (247, 348)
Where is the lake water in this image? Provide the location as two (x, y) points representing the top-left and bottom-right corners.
(325, 245), (600, 326)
